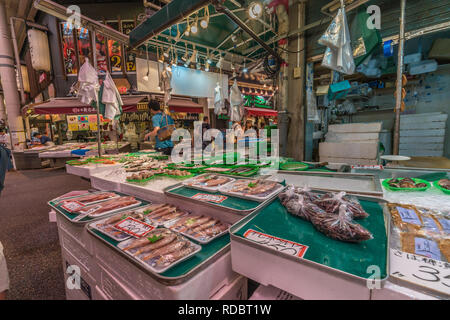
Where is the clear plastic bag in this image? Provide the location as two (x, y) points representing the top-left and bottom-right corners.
(314, 191), (369, 219)
(320, 8), (355, 75)
(284, 194), (328, 222)
(310, 204), (373, 242)
(318, 9), (343, 50)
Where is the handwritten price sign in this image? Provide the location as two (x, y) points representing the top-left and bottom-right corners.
(192, 193), (228, 204)
(390, 249), (450, 296)
(60, 201), (85, 213)
(244, 229), (308, 259)
(114, 217), (155, 238)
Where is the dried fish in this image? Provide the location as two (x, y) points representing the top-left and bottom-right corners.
(142, 240), (188, 261)
(154, 246), (197, 267)
(134, 233), (177, 256)
(310, 205), (373, 242)
(314, 192), (369, 219)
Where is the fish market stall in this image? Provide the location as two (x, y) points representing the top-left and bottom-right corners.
(229, 186), (390, 300)
(49, 189), (248, 300)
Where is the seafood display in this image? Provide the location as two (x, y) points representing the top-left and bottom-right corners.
(165, 214), (230, 244)
(438, 179), (450, 190)
(90, 204), (164, 241)
(183, 174), (235, 192)
(279, 186), (372, 242)
(384, 177), (430, 190)
(220, 179), (283, 201)
(77, 196), (141, 217)
(142, 204), (189, 226)
(313, 192), (369, 219)
(227, 166), (258, 176)
(62, 191), (119, 206)
(203, 167), (232, 173)
(310, 205), (373, 242)
(123, 157), (167, 172)
(127, 169), (192, 182)
(119, 228), (201, 273)
(388, 203), (449, 236)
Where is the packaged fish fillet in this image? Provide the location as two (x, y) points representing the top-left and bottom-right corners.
(182, 174), (235, 192)
(164, 214), (230, 244)
(220, 179), (284, 202)
(118, 228), (201, 274)
(74, 196), (141, 218)
(142, 204), (189, 226)
(89, 204), (161, 241)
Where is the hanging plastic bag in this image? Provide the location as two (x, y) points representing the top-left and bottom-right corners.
(77, 58), (100, 105)
(318, 9), (344, 50)
(319, 8), (355, 75)
(306, 62), (320, 122)
(230, 79), (244, 121)
(102, 72), (123, 120)
(214, 82), (225, 115)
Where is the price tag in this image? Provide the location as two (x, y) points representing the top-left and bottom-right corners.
(114, 217), (155, 238)
(60, 201), (85, 213)
(397, 206), (422, 226)
(390, 249), (450, 296)
(191, 193), (228, 204)
(244, 229), (308, 259)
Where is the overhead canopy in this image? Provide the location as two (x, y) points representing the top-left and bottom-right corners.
(129, 0), (211, 49)
(245, 107), (278, 117)
(129, 0), (278, 63)
(25, 96), (148, 115)
(168, 99), (203, 113)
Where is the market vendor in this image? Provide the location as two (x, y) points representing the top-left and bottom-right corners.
(144, 100), (174, 156)
(32, 132), (52, 146)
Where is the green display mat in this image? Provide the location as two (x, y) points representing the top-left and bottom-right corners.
(167, 186), (261, 211)
(90, 229), (230, 278)
(234, 199), (388, 280)
(49, 193), (150, 223)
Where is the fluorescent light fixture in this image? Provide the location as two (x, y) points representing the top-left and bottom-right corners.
(248, 1), (263, 19)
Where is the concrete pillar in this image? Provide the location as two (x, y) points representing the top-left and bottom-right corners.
(0, 1), (26, 150)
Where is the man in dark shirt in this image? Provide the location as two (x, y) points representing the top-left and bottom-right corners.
(32, 132), (52, 145)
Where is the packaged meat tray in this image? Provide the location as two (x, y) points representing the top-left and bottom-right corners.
(182, 174), (236, 193)
(164, 214), (230, 244)
(219, 179), (284, 202)
(118, 228), (201, 274)
(89, 204), (162, 241)
(140, 203), (189, 227)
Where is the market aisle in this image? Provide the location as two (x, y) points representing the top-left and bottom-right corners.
(0, 168), (91, 300)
